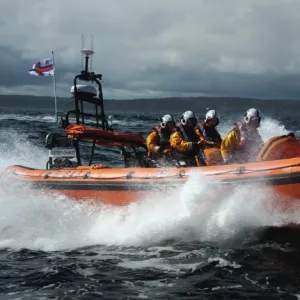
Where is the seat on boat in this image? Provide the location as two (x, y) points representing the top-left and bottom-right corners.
(201, 148), (223, 166)
(256, 133), (300, 161)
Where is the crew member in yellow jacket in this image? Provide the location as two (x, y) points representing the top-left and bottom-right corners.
(221, 108), (264, 164)
(146, 114), (175, 158)
(195, 109), (222, 149)
(170, 110), (201, 165)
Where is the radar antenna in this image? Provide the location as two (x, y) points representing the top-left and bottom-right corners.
(81, 34), (86, 71)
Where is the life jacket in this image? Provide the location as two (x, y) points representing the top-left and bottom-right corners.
(176, 123), (199, 142)
(231, 121), (263, 163)
(153, 126), (171, 150)
(198, 122), (212, 141)
(235, 121), (247, 148)
(197, 122), (222, 145)
(172, 124), (199, 164)
(256, 133), (300, 161)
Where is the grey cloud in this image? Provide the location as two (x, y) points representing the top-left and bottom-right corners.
(112, 64), (300, 99)
(1, 0), (300, 100)
(0, 46), (74, 87)
(0, 47), (45, 87)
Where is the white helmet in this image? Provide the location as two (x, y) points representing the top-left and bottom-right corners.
(244, 108), (262, 123)
(205, 110), (220, 122)
(181, 110), (198, 127)
(161, 114), (175, 128)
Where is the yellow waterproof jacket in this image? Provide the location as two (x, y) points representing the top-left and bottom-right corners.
(220, 129), (240, 162)
(146, 130), (159, 154)
(195, 124), (222, 149)
(170, 125), (199, 154)
(146, 126), (171, 156)
(170, 130), (193, 153)
(195, 127), (206, 143)
(221, 123), (263, 163)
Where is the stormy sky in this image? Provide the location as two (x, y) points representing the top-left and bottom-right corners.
(1, 0), (300, 100)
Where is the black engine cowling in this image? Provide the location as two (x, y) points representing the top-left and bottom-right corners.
(45, 133), (73, 149)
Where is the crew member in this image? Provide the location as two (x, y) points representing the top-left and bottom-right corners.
(221, 108), (264, 164)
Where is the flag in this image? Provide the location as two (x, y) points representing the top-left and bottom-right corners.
(28, 57), (55, 76)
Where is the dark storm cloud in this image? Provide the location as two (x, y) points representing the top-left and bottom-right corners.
(0, 46), (74, 88)
(1, 0), (300, 99)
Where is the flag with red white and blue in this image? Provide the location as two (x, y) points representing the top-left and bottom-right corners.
(28, 57), (55, 76)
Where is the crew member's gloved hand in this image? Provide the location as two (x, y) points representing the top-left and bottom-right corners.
(192, 141), (202, 149)
(223, 154), (232, 165)
(204, 140), (216, 146)
(153, 146), (161, 153)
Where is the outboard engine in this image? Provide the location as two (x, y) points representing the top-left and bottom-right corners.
(45, 133), (73, 149)
(45, 133), (77, 169)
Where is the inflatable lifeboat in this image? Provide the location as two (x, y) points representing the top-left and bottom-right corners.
(2, 124), (300, 208)
(2, 47), (300, 209)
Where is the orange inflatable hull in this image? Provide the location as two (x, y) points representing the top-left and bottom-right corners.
(2, 157), (300, 208)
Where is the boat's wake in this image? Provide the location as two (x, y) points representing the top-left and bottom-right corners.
(0, 170), (299, 251)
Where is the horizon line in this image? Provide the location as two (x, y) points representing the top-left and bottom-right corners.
(0, 93), (298, 102)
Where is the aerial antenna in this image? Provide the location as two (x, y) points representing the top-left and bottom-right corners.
(90, 34), (94, 72)
(81, 34), (86, 70)
(80, 34), (94, 73)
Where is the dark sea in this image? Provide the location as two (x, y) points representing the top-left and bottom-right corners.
(1, 96), (300, 299)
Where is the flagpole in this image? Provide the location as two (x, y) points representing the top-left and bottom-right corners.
(51, 51), (58, 122)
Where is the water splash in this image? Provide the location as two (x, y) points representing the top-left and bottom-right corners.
(0, 169), (299, 251)
(218, 116), (290, 143)
(258, 117), (290, 142)
(0, 127), (47, 170)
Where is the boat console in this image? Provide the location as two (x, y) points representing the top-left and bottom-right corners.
(45, 47), (150, 170)
(60, 49), (111, 131)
